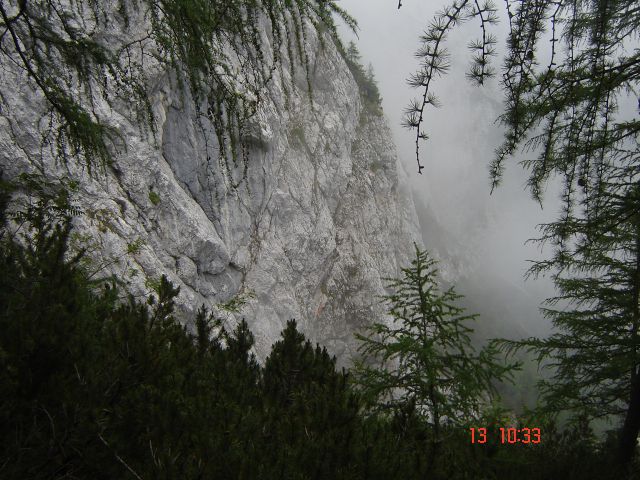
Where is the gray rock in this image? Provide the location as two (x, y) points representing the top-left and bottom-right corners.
(0, 13), (422, 365)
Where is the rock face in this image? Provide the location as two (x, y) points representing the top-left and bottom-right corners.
(0, 15), (422, 364)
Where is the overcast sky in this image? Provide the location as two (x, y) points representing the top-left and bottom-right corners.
(336, 0), (561, 335)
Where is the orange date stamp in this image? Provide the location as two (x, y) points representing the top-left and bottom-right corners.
(470, 427), (541, 444)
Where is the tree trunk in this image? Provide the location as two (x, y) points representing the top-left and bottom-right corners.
(427, 385), (441, 479)
(618, 372), (640, 468)
(618, 218), (640, 468)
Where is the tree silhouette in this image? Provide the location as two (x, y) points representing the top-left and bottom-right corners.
(354, 244), (515, 468)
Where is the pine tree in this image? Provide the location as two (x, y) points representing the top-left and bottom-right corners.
(498, 172), (640, 469)
(345, 41), (362, 65)
(1, 174), (619, 478)
(262, 319), (361, 479)
(0, 175), (124, 478)
(354, 244), (515, 468)
(342, 41), (383, 113)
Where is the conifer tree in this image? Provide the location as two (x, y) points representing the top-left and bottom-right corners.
(401, 0), (638, 190)
(262, 319), (360, 478)
(354, 244), (515, 466)
(498, 171), (640, 470)
(342, 41), (382, 113)
(0, 174), (622, 478)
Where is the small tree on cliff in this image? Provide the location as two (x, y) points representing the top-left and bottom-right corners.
(354, 244), (515, 463)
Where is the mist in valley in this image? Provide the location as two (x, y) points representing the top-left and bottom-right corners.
(334, 1), (573, 410)
(337, 0), (563, 342)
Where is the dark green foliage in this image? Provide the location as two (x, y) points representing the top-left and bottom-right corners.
(0, 177), (118, 478)
(354, 243), (517, 469)
(260, 319), (361, 478)
(496, 170), (640, 470)
(342, 41), (383, 115)
(402, 0), (640, 469)
(0, 175), (261, 479)
(0, 179), (634, 478)
(354, 245), (514, 418)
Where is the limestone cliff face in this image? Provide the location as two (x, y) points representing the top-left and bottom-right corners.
(0, 16), (421, 363)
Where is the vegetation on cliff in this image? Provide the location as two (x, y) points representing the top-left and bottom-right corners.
(0, 0), (355, 177)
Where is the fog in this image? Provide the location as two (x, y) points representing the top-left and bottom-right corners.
(336, 0), (561, 340)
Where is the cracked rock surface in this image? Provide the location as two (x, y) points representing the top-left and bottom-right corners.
(0, 16), (422, 365)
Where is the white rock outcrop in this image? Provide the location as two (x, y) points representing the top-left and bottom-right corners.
(0, 14), (422, 364)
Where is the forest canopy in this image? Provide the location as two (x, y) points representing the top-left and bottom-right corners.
(0, 177), (631, 479)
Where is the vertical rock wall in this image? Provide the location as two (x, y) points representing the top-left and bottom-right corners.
(0, 14), (422, 364)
